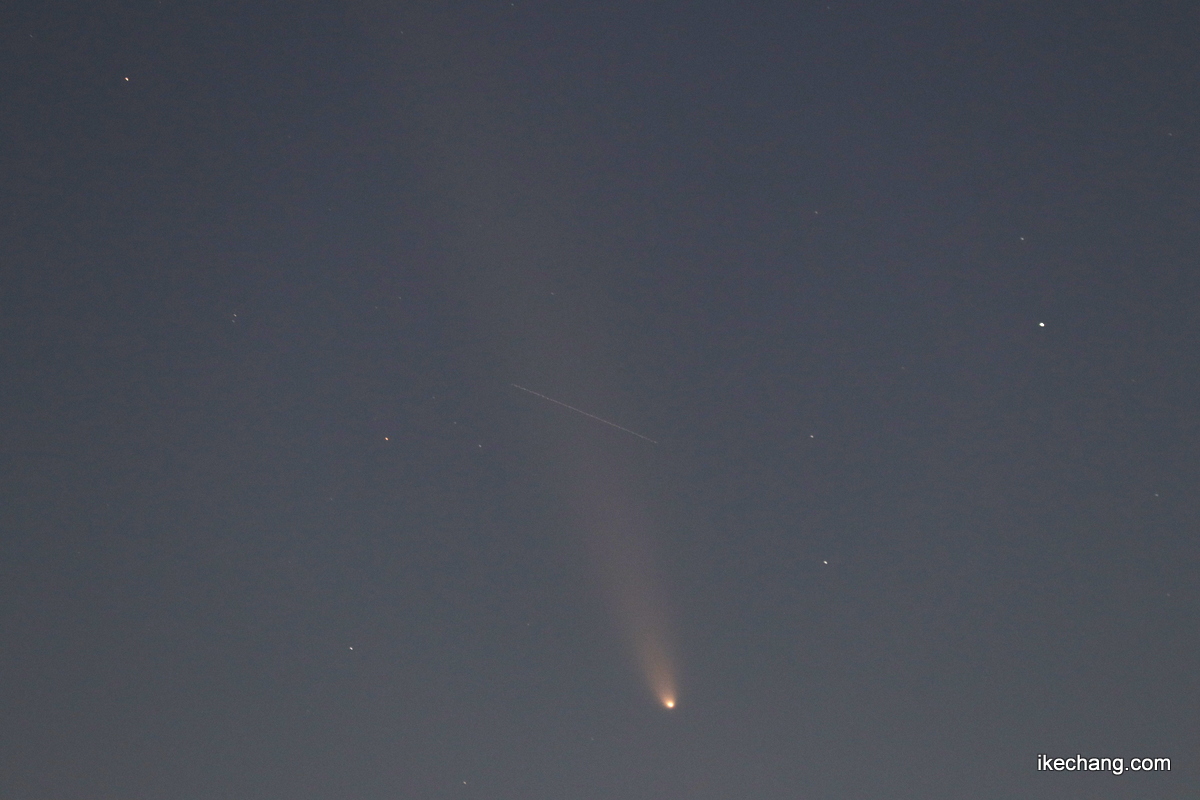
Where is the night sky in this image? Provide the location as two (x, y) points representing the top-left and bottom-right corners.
(2, 2), (1198, 798)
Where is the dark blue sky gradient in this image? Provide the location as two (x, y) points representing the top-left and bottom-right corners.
(2, 2), (1197, 798)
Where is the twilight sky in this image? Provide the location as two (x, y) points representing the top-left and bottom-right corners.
(2, 2), (1197, 798)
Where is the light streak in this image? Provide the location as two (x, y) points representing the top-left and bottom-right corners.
(510, 384), (658, 444)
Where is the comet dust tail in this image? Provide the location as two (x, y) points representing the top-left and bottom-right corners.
(639, 630), (677, 711)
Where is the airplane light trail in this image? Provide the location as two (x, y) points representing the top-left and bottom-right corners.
(510, 384), (658, 444)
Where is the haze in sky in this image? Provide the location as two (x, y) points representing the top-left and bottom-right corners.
(1, 2), (1196, 799)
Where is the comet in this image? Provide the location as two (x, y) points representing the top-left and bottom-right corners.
(510, 384), (658, 444)
(642, 638), (677, 710)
